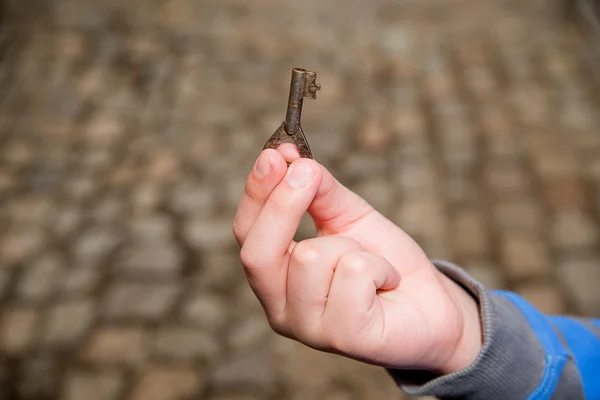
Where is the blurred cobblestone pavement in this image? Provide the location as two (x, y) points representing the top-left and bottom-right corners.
(0, 0), (599, 399)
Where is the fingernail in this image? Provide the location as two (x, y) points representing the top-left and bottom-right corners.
(287, 162), (314, 188)
(255, 153), (271, 178)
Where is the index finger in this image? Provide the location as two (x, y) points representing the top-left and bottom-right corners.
(240, 158), (323, 316)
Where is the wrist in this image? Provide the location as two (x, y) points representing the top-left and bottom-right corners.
(437, 274), (483, 375)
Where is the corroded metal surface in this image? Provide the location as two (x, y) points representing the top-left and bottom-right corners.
(263, 68), (320, 159)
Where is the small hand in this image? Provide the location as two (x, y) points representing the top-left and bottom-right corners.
(233, 145), (482, 374)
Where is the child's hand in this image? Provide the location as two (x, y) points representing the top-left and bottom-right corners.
(233, 146), (482, 375)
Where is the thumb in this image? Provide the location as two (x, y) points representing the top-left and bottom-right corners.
(309, 162), (432, 274)
(307, 163), (375, 234)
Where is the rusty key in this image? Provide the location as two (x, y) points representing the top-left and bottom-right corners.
(263, 68), (321, 159)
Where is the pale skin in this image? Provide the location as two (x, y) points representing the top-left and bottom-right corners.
(233, 144), (483, 376)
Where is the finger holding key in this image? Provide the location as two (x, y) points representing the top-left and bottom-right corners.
(233, 149), (288, 246)
(241, 158), (323, 318)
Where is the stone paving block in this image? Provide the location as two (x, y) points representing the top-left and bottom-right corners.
(543, 178), (589, 211)
(152, 326), (221, 362)
(17, 252), (64, 302)
(181, 293), (229, 332)
(53, 208), (82, 238)
(195, 252), (242, 291)
(558, 256), (600, 317)
(130, 364), (204, 400)
(43, 300), (96, 345)
(103, 282), (180, 321)
(463, 262), (507, 290)
(0, 227), (46, 265)
(514, 282), (566, 315)
(552, 210), (599, 251)
(129, 182), (163, 214)
(170, 181), (216, 216)
(19, 355), (60, 399)
(79, 326), (149, 366)
(117, 242), (183, 279)
(0, 306), (39, 355)
(62, 370), (124, 400)
(492, 199), (545, 232)
(450, 209), (490, 260)
(353, 177), (395, 214)
(73, 227), (122, 267)
(209, 347), (276, 394)
(499, 233), (552, 280)
(394, 198), (446, 238)
(484, 161), (531, 198)
(183, 217), (236, 251)
(60, 268), (100, 296)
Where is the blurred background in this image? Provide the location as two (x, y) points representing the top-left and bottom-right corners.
(0, 0), (599, 399)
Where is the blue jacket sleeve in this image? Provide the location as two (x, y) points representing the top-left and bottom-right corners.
(386, 260), (600, 400)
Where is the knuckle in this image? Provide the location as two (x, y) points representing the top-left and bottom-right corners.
(239, 245), (259, 269)
(337, 253), (370, 275)
(267, 313), (290, 337)
(290, 240), (321, 266)
(243, 182), (260, 203)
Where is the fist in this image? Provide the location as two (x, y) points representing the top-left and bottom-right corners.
(233, 146), (482, 375)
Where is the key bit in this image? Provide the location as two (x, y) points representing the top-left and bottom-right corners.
(263, 68), (321, 159)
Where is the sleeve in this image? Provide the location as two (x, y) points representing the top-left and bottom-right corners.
(385, 260), (600, 400)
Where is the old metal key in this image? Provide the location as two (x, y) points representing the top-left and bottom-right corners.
(263, 68), (321, 159)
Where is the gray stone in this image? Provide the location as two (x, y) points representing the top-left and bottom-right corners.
(339, 153), (388, 181)
(209, 347), (276, 392)
(60, 268), (100, 296)
(0, 307), (39, 355)
(79, 326), (149, 366)
(65, 175), (96, 201)
(19, 355), (59, 399)
(62, 370), (124, 400)
(130, 182), (163, 213)
(91, 196), (125, 223)
(558, 256), (600, 317)
(170, 182), (216, 216)
(130, 364), (204, 400)
(552, 211), (599, 251)
(227, 317), (271, 351)
(0, 227), (46, 264)
(183, 217), (236, 251)
(43, 300), (96, 345)
(128, 214), (174, 242)
(492, 200), (544, 232)
(73, 227), (121, 267)
(195, 252), (241, 291)
(103, 282), (180, 321)
(54, 208), (82, 238)
(17, 252), (64, 302)
(463, 263), (507, 289)
(153, 326), (221, 361)
(181, 293), (229, 331)
(118, 242), (183, 279)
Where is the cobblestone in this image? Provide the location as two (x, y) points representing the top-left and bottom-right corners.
(17, 252), (64, 302)
(558, 256), (600, 317)
(153, 326), (221, 362)
(0, 0), (598, 399)
(79, 326), (149, 366)
(62, 370), (124, 400)
(43, 300), (96, 346)
(130, 364), (204, 400)
(117, 242), (183, 279)
(103, 282), (180, 321)
(0, 307), (39, 355)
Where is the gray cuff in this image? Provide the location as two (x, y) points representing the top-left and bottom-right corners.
(386, 260), (546, 399)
